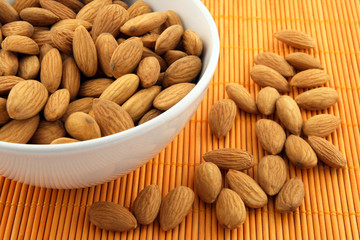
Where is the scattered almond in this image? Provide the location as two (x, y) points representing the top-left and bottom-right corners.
(203, 148), (254, 170)
(225, 83), (259, 114)
(256, 87), (280, 115)
(132, 184), (161, 225)
(275, 178), (305, 212)
(290, 69), (329, 88)
(255, 119), (286, 154)
(274, 29), (316, 49)
(285, 52), (323, 70)
(295, 87), (338, 110)
(254, 52), (295, 77)
(208, 99), (237, 138)
(303, 114), (341, 137)
(250, 65), (290, 93)
(285, 135), (317, 168)
(194, 162), (222, 203)
(276, 95), (303, 135)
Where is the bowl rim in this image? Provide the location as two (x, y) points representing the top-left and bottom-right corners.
(0, 0), (220, 155)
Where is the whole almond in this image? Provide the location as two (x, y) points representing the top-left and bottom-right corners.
(12, 0), (39, 13)
(61, 56), (80, 100)
(208, 99), (237, 138)
(0, 76), (24, 95)
(303, 114), (341, 137)
(203, 148), (254, 170)
(79, 78), (113, 97)
(132, 184), (161, 225)
(138, 109), (162, 125)
(0, 115), (39, 144)
(285, 135), (317, 168)
(51, 19), (92, 31)
(44, 89), (70, 121)
(0, 0), (19, 24)
(142, 47), (167, 72)
(40, 48), (62, 93)
(140, 32), (158, 49)
(194, 162), (222, 203)
(290, 69), (329, 88)
(257, 155), (287, 196)
(65, 112), (101, 140)
(250, 65), (289, 93)
(182, 29), (203, 57)
(254, 52), (295, 77)
(159, 186), (195, 231)
(93, 98), (134, 136)
(307, 136), (346, 168)
(0, 98), (10, 125)
(274, 29), (316, 49)
(226, 170), (268, 208)
(295, 87), (338, 110)
(73, 25), (98, 77)
(256, 119), (286, 154)
(2, 21), (34, 37)
(19, 8), (60, 26)
(95, 33), (118, 77)
(285, 52), (323, 70)
(1, 35), (39, 54)
(7, 80), (48, 120)
(164, 10), (183, 28)
(0, 49), (19, 76)
(88, 201), (137, 232)
(50, 137), (79, 144)
(18, 55), (40, 79)
(216, 188), (246, 229)
(162, 55), (202, 87)
(225, 83), (259, 114)
(137, 57), (160, 88)
(76, 0), (112, 24)
(100, 74), (139, 105)
(61, 97), (94, 121)
(39, 43), (54, 63)
(31, 28), (53, 47)
(114, 1), (128, 9)
(30, 120), (66, 144)
(120, 12), (167, 36)
(155, 25), (183, 55)
(50, 28), (74, 55)
(56, 0), (84, 13)
(39, 0), (76, 20)
(164, 50), (187, 66)
(153, 83), (195, 111)
(276, 95), (303, 135)
(256, 87), (280, 115)
(122, 85), (161, 122)
(275, 178), (305, 212)
(127, 0), (152, 19)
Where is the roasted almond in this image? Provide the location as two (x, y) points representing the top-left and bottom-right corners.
(50, 28), (74, 55)
(276, 95), (303, 135)
(250, 65), (290, 93)
(51, 19), (92, 31)
(79, 78), (113, 97)
(155, 24), (183, 55)
(194, 162), (222, 203)
(275, 178), (305, 212)
(61, 56), (80, 100)
(95, 33), (118, 78)
(127, 0), (152, 19)
(256, 119), (286, 154)
(138, 109), (162, 125)
(50, 137), (79, 144)
(0, 76), (24, 95)
(2, 21), (34, 37)
(0, 115), (39, 144)
(61, 97), (94, 121)
(182, 29), (203, 57)
(76, 0), (112, 24)
(153, 83), (195, 111)
(254, 52), (295, 77)
(29, 120), (66, 144)
(164, 50), (187, 66)
(132, 184), (161, 225)
(0, 0), (20, 24)
(208, 99), (237, 138)
(19, 7), (60, 26)
(137, 56), (161, 88)
(225, 83), (259, 114)
(44, 89), (70, 121)
(40, 48), (62, 93)
(164, 10), (183, 28)
(290, 69), (329, 88)
(285, 135), (317, 168)
(18, 55), (40, 79)
(0, 49), (19, 76)
(203, 148), (254, 170)
(39, 0), (76, 20)
(65, 112), (101, 140)
(1, 35), (39, 54)
(303, 114), (341, 137)
(120, 12), (167, 36)
(285, 52), (323, 70)
(274, 29), (316, 49)
(256, 87), (280, 115)
(295, 87), (338, 110)
(0, 98), (10, 125)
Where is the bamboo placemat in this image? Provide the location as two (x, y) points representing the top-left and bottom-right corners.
(1, 0), (360, 239)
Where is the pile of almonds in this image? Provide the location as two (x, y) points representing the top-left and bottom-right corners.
(0, 0), (203, 144)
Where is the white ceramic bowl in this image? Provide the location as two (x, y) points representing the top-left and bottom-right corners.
(0, 0), (219, 188)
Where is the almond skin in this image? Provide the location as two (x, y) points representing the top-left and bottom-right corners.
(76, 0), (112, 24)
(226, 170), (268, 208)
(1, 35), (39, 55)
(61, 97), (94, 121)
(0, 76), (24, 95)
(274, 29), (316, 49)
(256, 87), (280, 115)
(40, 48), (62, 93)
(0, 115), (40, 144)
(208, 99), (237, 138)
(138, 109), (162, 125)
(95, 33), (118, 78)
(79, 78), (113, 98)
(295, 87), (338, 110)
(29, 120), (66, 144)
(250, 65), (290, 93)
(153, 83), (195, 111)
(257, 155), (287, 196)
(275, 178), (305, 212)
(65, 112), (101, 140)
(290, 69), (329, 88)
(120, 12), (167, 36)
(7, 80), (48, 120)
(61, 56), (80, 100)
(276, 95), (303, 135)
(127, 0), (152, 19)
(88, 201), (137, 232)
(194, 162), (222, 203)
(0, 98), (10, 125)
(39, 0), (76, 20)
(50, 137), (79, 144)
(132, 184), (161, 225)
(155, 24), (183, 55)
(285, 135), (317, 168)
(19, 7), (60, 26)
(256, 119), (286, 154)
(285, 52), (323, 70)
(18, 55), (40, 79)
(159, 186), (195, 231)
(182, 29), (203, 57)
(0, 0), (20, 24)
(203, 148), (254, 170)
(307, 136), (346, 168)
(0, 49), (19, 76)
(2, 21), (34, 37)
(137, 56), (161, 88)
(226, 83), (259, 114)
(254, 52), (295, 77)
(44, 89), (70, 121)
(50, 28), (74, 55)
(303, 114), (341, 137)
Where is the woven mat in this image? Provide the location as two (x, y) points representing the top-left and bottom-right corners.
(1, 0), (360, 239)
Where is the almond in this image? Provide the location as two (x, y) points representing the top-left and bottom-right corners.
(61, 56), (80, 100)
(88, 201), (137, 232)
(276, 95), (303, 135)
(162, 55), (202, 87)
(113, 0), (128, 9)
(194, 162), (222, 203)
(1, 35), (39, 54)
(61, 97), (94, 121)
(56, 0), (84, 13)
(19, 7), (60, 26)
(120, 12), (167, 36)
(51, 19), (92, 31)
(0, 98), (10, 125)
(73, 25), (98, 77)
(0, 76), (24, 95)
(138, 109), (162, 125)
(137, 56), (161, 88)
(226, 83), (259, 114)
(7, 80), (48, 120)
(50, 28), (74, 55)
(0, 0), (20, 24)
(250, 65), (290, 93)
(226, 170), (268, 208)
(155, 24), (183, 55)
(182, 29), (203, 57)
(203, 148), (254, 170)
(79, 78), (113, 97)
(0, 115), (39, 143)
(275, 178), (305, 212)
(50, 137), (79, 144)
(140, 32), (158, 49)
(39, 0), (76, 20)
(44, 89), (70, 121)
(132, 184), (161, 225)
(65, 112), (101, 140)
(12, 0), (40, 13)
(307, 136), (346, 168)
(290, 69), (329, 88)
(39, 43), (54, 63)
(31, 27), (53, 47)
(110, 37), (143, 79)
(159, 186), (195, 231)
(30, 120), (66, 144)
(153, 83), (195, 111)
(274, 29), (316, 49)
(164, 50), (187, 66)
(40, 48), (62, 93)
(256, 119), (286, 154)
(295, 87), (338, 110)
(257, 155), (287, 196)
(303, 114), (341, 137)
(122, 85), (161, 122)
(0, 49), (19, 76)
(208, 99), (237, 138)
(285, 135), (317, 168)
(215, 188), (246, 229)
(285, 52), (323, 70)
(254, 52), (295, 77)
(127, 0), (152, 19)
(142, 47), (167, 72)
(93, 98), (134, 136)
(95, 33), (118, 78)
(76, 0), (112, 24)
(2, 21), (34, 37)
(256, 87), (280, 115)
(164, 10), (183, 28)
(18, 55), (40, 79)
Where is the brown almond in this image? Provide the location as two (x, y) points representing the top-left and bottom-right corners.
(65, 112), (101, 140)
(0, 0), (20, 24)
(276, 95), (303, 135)
(295, 87), (338, 110)
(182, 29), (203, 57)
(56, 0), (84, 13)
(256, 87), (280, 115)
(225, 83), (259, 114)
(12, 0), (40, 13)
(2, 35), (39, 54)
(44, 89), (70, 121)
(285, 135), (317, 168)
(95, 33), (118, 78)
(40, 48), (62, 93)
(303, 114), (341, 137)
(76, 0), (112, 24)
(51, 19), (92, 31)
(39, 0), (76, 20)
(208, 99), (237, 138)
(159, 186), (195, 231)
(113, 0), (128, 9)
(132, 184), (161, 225)
(290, 69), (329, 88)
(307, 136), (346, 168)
(155, 24), (183, 55)
(0, 98), (10, 125)
(142, 47), (167, 72)
(0, 76), (24, 95)
(164, 50), (187, 66)
(0, 49), (19, 76)
(164, 10), (183, 28)
(285, 52), (323, 70)
(127, 0), (152, 19)
(18, 55), (40, 79)
(138, 109), (162, 125)
(30, 120), (66, 144)
(254, 52), (295, 77)
(61, 97), (94, 121)
(256, 119), (286, 154)
(79, 78), (113, 98)
(50, 137), (79, 144)
(194, 162), (222, 203)
(140, 32), (158, 49)
(50, 28), (74, 55)
(19, 7), (60, 26)
(257, 155), (287, 196)
(31, 28), (53, 47)
(0, 115), (39, 144)
(137, 56), (161, 88)
(250, 65), (290, 93)
(275, 178), (305, 212)
(61, 56), (80, 100)
(39, 43), (54, 63)
(274, 29), (316, 49)
(203, 148), (254, 170)
(120, 12), (167, 36)
(2, 21), (34, 37)
(153, 83), (195, 111)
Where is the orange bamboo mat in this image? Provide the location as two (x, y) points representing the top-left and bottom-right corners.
(1, 0), (360, 239)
